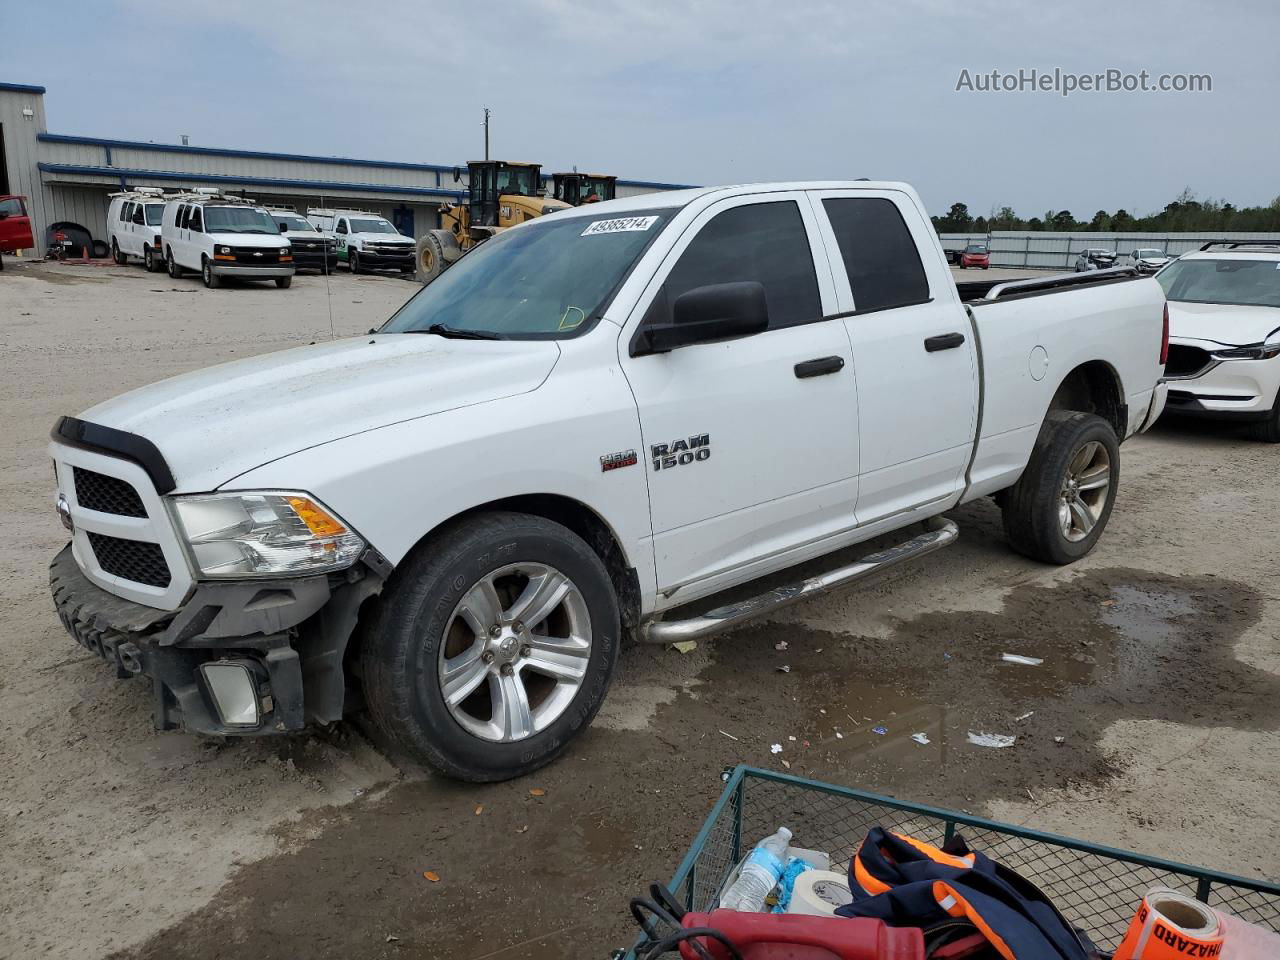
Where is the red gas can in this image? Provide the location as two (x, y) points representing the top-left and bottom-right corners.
(676, 910), (926, 960)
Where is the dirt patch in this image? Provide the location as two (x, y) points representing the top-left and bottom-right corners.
(108, 569), (1274, 960)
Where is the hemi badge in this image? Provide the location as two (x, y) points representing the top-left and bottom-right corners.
(600, 450), (638, 472)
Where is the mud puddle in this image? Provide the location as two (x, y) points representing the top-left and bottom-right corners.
(113, 569), (1275, 960)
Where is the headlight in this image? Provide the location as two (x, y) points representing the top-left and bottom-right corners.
(218, 245), (232, 255)
(1211, 334), (1280, 362)
(172, 491), (364, 578)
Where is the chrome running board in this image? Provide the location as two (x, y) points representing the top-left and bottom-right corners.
(637, 517), (959, 645)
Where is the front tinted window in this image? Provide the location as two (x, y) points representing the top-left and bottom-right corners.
(662, 201), (820, 330)
(0, 197), (23, 217)
(1157, 258), (1280, 309)
(271, 214), (315, 232)
(823, 198), (929, 313)
(202, 206), (278, 234)
(132, 205), (145, 224)
(349, 218), (398, 234)
(382, 209), (673, 339)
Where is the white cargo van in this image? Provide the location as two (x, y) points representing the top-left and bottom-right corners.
(107, 188), (168, 272)
(160, 192), (294, 289)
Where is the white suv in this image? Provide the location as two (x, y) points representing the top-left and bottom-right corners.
(161, 192), (295, 289)
(107, 189), (168, 272)
(1157, 240), (1280, 441)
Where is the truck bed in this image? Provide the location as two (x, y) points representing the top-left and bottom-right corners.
(956, 266), (1140, 304)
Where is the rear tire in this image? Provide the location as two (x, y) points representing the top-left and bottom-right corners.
(166, 249), (180, 278)
(144, 247), (157, 272)
(275, 275), (292, 289)
(111, 239), (126, 265)
(1001, 411), (1119, 565)
(360, 511), (620, 782)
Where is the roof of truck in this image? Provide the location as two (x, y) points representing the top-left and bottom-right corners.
(545, 180), (917, 220)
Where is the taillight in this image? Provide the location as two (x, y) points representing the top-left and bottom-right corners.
(1159, 302), (1170, 366)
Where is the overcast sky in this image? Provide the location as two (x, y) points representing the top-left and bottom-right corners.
(6, 0), (1277, 217)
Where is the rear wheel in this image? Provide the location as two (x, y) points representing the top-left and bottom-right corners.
(111, 239), (126, 265)
(144, 247), (157, 272)
(360, 512), (620, 782)
(1001, 411), (1119, 565)
(275, 275), (292, 289)
(201, 258), (220, 288)
(166, 249), (180, 278)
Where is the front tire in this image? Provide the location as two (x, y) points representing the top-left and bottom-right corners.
(1253, 394), (1280, 443)
(360, 512), (620, 782)
(349, 251), (361, 274)
(201, 258), (220, 288)
(1001, 411), (1119, 565)
(416, 233), (446, 284)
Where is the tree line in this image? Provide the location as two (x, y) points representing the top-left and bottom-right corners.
(932, 189), (1280, 234)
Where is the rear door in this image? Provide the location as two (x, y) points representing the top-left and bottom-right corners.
(621, 193), (860, 595)
(0, 196), (34, 252)
(810, 190), (978, 523)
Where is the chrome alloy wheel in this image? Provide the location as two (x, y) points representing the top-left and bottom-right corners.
(438, 563), (591, 742)
(1058, 440), (1111, 542)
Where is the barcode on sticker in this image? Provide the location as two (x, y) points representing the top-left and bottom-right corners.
(581, 216), (658, 236)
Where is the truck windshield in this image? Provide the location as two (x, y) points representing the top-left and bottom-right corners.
(382, 209), (674, 339)
(203, 206), (279, 234)
(144, 204), (165, 226)
(272, 214), (316, 232)
(495, 167), (540, 197)
(350, 218), (399, 234)
(1157, 258), (1280, 309)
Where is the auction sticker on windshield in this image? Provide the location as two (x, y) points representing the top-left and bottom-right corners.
(581, 216), (659, 236)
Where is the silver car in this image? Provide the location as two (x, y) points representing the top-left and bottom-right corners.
(1074, 248), (1118, 272)
(1127, 248), (1171, 275)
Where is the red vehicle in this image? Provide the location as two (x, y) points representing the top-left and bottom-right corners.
(958, 243), (990, 269)
(0, 195), (36, 269)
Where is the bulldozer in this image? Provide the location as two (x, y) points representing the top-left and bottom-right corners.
(415, 160), (571, 283)
(551, 172), (618, 206)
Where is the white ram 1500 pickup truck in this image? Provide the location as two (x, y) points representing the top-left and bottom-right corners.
(48, 181), (1169, 781)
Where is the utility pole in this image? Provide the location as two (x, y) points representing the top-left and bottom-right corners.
(483, 107), (490, 161)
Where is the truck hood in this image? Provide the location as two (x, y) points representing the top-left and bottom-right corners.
(1167, 301), (1280, 347)
(207, 232), (289, 247)
(351, 233), (413, 244)
(76, 335), (560, 492)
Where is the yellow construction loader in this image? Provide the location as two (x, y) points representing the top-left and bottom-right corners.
(415, 160), (571, 283)
(551, 172), (618, 206)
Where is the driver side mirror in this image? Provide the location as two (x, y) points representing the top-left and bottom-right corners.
(634, 281), (769, 355)
(453, 167), (462, 183)
(279, 222), (288, 233)
(0, 211), (8, 220)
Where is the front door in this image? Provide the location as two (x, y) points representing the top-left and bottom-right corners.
(621, 193), (860, 596)
(810, 190), (979, 523)
(0, 196), (34, 252)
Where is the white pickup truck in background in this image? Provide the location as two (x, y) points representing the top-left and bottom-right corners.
(48, 181), (1168, 782)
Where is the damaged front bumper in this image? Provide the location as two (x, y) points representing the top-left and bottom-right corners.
(49, 544), (381, 736)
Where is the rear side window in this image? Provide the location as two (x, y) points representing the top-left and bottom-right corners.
(118, 202), (131, 222)
(661, 200), (820, 330)
(823, 198), (929, 313)
(0, 197), (23, 217)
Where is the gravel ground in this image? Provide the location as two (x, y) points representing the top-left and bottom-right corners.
(2, 260), (1276, 960)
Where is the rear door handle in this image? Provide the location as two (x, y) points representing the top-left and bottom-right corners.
(794, 356), (846, 379)
(924, 332), (966, 352)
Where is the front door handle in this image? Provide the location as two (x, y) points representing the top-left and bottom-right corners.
(794, 356), (846, 378)
(924, 332), (966, 352)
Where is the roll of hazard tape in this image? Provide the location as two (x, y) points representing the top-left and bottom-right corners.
(787, 870), (854, 916)
(1113, 887), (1223, 959)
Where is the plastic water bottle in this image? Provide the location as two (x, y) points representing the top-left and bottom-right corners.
(719, 827), (792, 912)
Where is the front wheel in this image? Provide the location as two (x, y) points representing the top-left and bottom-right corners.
(360, 512), (620, 782)
(1001, 411), (1119, 564)
(201, 258), (220, 288)
(1253, 394), (1280, 443)
(349, 251), (361, 274)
